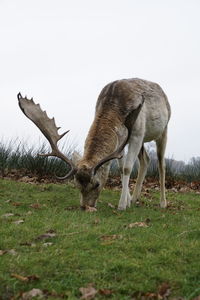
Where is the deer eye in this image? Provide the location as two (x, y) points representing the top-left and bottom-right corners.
(93, 182), (100, 189)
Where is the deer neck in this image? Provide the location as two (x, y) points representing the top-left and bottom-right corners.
(78, 110), (122, 169)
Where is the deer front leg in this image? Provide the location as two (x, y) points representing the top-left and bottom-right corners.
(118, 137), (142, 210)
(117, 152), (131, 208)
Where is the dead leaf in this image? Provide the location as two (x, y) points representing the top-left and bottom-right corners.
(13, 219), (24, 225)
(99, 289), (113, 296)
(0, 249), (17, 256)
(108, 203), (115, 208)
(127, 222), (149, 228)
(179, 187), (190, 193)
(29, 203), (41, 209)
(35, 230), (56, 240)
(36, 233), (56, 240)
(12, 202), (22, 207)
(85, 206), (97, 212)
(26, 211), (33, 215)
(100, 234), (123, 241)
(22, 288), (44, 300)
(171, 188), (178, 193)
(163, 224), (168, 229)
(5, 199), (11, 203)
(144, 292), (158, 299)
(2, 213), (15, 218)
(11, 273), (29, 282)
(112, 210), (122, 216)
(43, 242), (53, 247)
(79, 283), (98, 299)
(7, 249), (17, 255)
(158, 282), (171, 298)
(26, 275), (40, 282)
(135, 282), (171, 300)
(11, 273), (39, 282)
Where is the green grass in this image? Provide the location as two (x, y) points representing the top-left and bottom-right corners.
(0, 179), (200, 299)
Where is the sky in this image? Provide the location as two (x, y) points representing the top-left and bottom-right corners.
(0, 0), (200, 162)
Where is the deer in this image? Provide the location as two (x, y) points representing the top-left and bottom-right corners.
(18, 78), (171, 210)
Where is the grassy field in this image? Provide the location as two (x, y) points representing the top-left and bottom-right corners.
(0, 179), (200, 299)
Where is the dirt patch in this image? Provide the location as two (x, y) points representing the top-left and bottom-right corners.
(1, 169), (200, 192)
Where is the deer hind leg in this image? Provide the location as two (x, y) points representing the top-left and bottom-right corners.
(117, 150), (131, 207)
(156, 128), (168, 208)
(132, 145), (150, 204)
(118, 137), (143, 210)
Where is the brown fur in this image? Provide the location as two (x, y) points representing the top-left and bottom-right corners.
(78, 78), (152, 170)
(18, 78), (170, 209)
(79, 110), (122, 167)
(74, 78), (171, 208)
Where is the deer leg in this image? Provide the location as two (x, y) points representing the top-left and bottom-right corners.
(132, 145), (150, 204)
(118, 137), (142, 210)
(156, 128), (168, 208)
(117, 151), (131, 207)
(117, 149), (125, 180)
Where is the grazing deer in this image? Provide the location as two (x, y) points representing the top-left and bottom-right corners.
(18, 78), (171, 210)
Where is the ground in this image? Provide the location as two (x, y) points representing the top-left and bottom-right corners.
(0, 178), (200, 299)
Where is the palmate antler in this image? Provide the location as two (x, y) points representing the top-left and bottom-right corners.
(17, 93), (76, 179)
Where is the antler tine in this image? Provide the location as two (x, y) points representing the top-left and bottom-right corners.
(17, 92), (22, 100)
(39, 129), (70, 157)
(18, 93), (76, 179)
(60, 130), (70, 140)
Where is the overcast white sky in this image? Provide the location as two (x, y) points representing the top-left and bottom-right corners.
(0, 0), (200, 161)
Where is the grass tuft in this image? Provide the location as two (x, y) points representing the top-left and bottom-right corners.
(0, 138), (200, 183)
(0, 138), (77, 180)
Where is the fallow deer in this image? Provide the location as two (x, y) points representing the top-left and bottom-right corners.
(18, 78), (171, 210)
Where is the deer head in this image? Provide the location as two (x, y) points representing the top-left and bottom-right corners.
(17, 93), (128, 208)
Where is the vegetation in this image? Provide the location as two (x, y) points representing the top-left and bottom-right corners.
(1, 139), (200, 182)
(0, 139), (200, 299)
(0, 179), (200, 299)
(0, 139), (74, 180)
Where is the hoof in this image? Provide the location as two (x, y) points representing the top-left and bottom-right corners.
(131, 197), (138, 204)
(118, 206), (127, 211)
(131, 198), (139, 206)
(160, 202), (167, 208)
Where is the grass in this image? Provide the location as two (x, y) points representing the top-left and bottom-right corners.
(0, 179), (200, 299)
(0, 139), (75, 179)
(1, 138), (200, 182)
